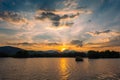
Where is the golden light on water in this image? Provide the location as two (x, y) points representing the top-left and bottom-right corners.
(59, 58), (69, 80)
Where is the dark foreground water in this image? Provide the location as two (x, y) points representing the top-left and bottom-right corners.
(0, 58), (120, 80)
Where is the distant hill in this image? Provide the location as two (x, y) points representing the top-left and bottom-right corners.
(0, 46), (119, 58)
(44, 50), (59, 54)
(0, 46), (23, 57)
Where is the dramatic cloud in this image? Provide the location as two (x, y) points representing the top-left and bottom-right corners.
(0, 11), (36, 31)
(35, 12), (61, 26)
(35, 8), (92, 27)
(70, 40), (83, 47)
(0, 0), (120, 51)
(0, 11), (27, 25)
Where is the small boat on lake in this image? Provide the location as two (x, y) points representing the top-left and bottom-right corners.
(75, 56), (83, 62)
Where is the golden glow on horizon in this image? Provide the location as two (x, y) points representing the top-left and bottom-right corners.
(0, 43), (120, 52)
(60, 44), (69, 52)
(61, 48), (67, 52)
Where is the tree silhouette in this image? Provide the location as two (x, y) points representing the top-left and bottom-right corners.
(14, 50), (29, 58)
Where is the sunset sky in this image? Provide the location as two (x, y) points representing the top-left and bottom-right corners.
(0, 0), (120, 51)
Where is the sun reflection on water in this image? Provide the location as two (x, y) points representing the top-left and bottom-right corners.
(59, 58), (69, 80)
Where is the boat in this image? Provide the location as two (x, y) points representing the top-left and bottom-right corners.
(75, 56), (83, 61)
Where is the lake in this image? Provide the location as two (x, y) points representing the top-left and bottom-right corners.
(0, 58), (120, 80)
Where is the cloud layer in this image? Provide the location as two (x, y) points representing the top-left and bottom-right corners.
(35, 8), (92, 27)
(0, 0), (120, 51)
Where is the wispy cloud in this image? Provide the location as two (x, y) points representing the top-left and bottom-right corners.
(87, 30), (119, 36)
(86, 30), (120, 48)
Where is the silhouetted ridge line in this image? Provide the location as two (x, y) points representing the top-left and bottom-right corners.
(0, 46), (119, 58)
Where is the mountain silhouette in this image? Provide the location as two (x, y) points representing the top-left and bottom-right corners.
(0, 46), (23, 57)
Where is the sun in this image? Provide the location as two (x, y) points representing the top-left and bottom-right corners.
(60, 44), (69, 52)
(61, 48), (66, 52)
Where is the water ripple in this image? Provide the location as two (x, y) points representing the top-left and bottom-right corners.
(0, 58), (120, 80)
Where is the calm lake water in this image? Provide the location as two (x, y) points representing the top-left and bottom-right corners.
(0, 58), (120, 80)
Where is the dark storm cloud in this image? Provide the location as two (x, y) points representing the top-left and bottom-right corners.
(70, 40), (83, 47)
(0, 11), (26, 24)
